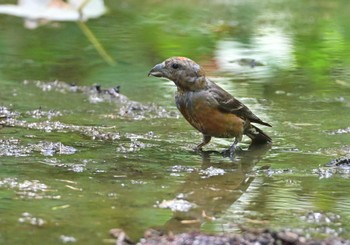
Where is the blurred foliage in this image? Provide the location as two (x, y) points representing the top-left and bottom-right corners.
(1, 0), (350, 87)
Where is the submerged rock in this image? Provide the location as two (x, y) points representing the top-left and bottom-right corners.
(301, 212), (340, 224)
(325, 158), (350, 168)
(28, 80), (178, 119)
(327, 127), (350, 135)
(199, 166), (226, 178)
(0, 106), (20, 120)
(0, 106), (157, 155)
(0, 138), (32, 157)
(156, 199), (197, 212)
(313, 158), (350, 178)
(116, 138), (147, 153)
(1, 114), (121, 140)
(0, 178), (60, 199)
(18, 212), (45, 227)
(29, 141), (77, 156)
(0, 80), (174, 158)
(25, 109), (63, 119)
(0, 137), (77, 157)
(109, 228), (350, 245)
(33, 80), (128, 102)
(59, 235), (77, 243)
(319, 145), (350, 157)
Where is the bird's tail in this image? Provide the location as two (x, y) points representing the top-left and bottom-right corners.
(245, 125), (272, 145)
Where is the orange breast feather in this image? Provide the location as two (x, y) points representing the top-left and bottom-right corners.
(177, 93), (244, 138)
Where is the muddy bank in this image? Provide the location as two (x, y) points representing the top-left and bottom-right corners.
(109, 228), (350, 245)
(0, 80), (178, 157)
(28, 80), (178, 119)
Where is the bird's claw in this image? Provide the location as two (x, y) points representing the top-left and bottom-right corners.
(222, 144), (242, 158)
(221, 149), (234, 158)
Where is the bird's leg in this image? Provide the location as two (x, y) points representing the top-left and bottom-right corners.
(229, 141), (237, 155)
(226, 137), (241, 158)
(195, 135), (211, 151)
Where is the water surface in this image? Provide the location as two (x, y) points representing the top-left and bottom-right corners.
(0, 0), (350, 244)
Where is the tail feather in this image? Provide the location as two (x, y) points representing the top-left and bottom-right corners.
(245, 125), (272, 145)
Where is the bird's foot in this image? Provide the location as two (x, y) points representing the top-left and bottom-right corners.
(221, 149), (231, 158)
(222, 144), (241, 158)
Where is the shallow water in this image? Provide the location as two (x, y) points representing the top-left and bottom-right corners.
(1, 0), (350, 244)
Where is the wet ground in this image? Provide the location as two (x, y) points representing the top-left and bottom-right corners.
(109, 228), (350, 245)
(1, 0), (350, 244)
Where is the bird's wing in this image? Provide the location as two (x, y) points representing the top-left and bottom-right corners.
(209, 82), (271, 127)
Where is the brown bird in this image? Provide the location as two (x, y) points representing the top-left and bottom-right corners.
(148, 57), (271, 155)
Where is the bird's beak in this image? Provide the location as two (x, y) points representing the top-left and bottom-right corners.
(148, 63), (165, 77)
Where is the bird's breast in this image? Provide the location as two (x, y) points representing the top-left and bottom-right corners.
(175, 91), (244, 138)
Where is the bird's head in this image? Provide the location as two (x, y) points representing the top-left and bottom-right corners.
(148, 57), (206, 91)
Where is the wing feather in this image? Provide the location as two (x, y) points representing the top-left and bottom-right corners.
(208, 81), (271, 127)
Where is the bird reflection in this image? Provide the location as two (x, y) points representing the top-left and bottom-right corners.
(162, 143), (271, 233)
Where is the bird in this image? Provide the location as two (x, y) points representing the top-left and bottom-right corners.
(148, 57), (271, 155)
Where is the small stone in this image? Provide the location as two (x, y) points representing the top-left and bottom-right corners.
(277, 231), (299, 243)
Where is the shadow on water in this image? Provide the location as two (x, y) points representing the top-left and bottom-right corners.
(160, 144), (271, 233)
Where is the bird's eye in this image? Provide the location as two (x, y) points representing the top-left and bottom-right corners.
(171, 63), (180, 69)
